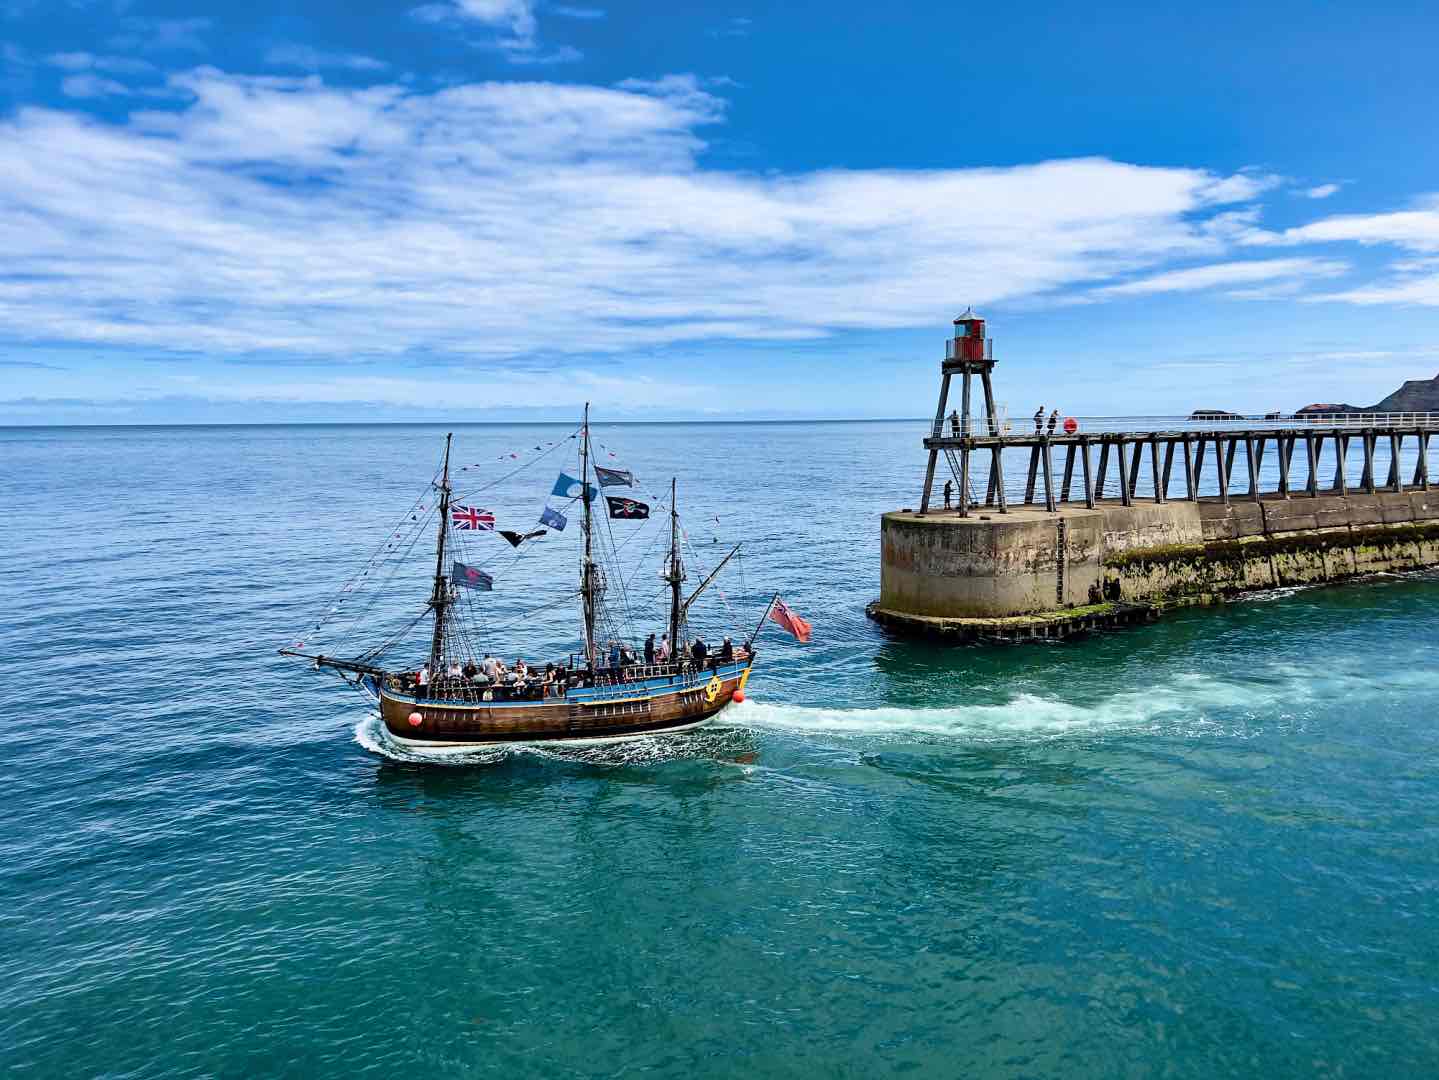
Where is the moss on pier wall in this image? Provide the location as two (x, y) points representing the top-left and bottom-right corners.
(1101, 521), (1439, 603)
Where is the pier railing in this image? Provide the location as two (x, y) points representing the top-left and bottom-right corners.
(919, 414), (1436, 516)
(930, 412), (1439, 440)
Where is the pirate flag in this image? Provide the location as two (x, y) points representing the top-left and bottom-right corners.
(605, 496), (650, 520)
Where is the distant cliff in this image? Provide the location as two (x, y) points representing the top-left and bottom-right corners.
(1371, 374), (1439, 412)
(1297, 373), (1439, 415)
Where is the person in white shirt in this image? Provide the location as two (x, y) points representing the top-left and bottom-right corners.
(657, 634), (671, 661)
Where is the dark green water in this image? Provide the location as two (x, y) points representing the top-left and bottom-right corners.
(3, 422), (1437, 1077)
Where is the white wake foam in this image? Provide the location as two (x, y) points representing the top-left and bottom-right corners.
(723, 673), (1290, 743)
(351, 711), (756, 767)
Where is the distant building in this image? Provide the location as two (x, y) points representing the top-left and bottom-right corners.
(1190, 409), (1244, 421)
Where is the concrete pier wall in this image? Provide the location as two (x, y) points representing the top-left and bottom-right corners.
(875, 490), (1439, 630)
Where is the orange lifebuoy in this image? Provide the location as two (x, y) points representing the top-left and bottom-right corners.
(407, 711), (423, 727)
(732, 689), (746, 703)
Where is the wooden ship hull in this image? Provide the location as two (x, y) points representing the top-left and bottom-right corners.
(379, 659), (753, 747)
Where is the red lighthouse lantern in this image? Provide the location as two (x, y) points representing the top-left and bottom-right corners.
(950, 308), (990, 363)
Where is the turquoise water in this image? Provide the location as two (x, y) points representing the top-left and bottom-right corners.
(3, 421), (1438, 1077)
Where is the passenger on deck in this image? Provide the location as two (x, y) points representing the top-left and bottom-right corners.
(719, 637), (734, 663)
(462, 660), (478, 680)
(657, 634), (671, 662)
(644, 633), (656, 665)
(447, 660), (462, 678)
(482, 653), (499, 679)
(621, 644), (637, 667)
(417, 665), (430, 691)
(608, 641), (621, 669)
(515, 658), (528, 679)
(692, 637), (708, 664)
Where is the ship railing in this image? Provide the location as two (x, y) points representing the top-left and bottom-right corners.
(591, 653), (752, 687)
(392, 674), (562, 704)
(928, 412), (1439, 440)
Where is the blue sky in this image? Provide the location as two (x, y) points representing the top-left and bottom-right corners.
(2, 0), (1438, 424)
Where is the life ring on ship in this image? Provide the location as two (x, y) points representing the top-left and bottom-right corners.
(407, 711), (424, 727)
(704, 674), (723, 703)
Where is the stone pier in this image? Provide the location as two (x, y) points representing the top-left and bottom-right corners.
(868, 490), (1439, 641)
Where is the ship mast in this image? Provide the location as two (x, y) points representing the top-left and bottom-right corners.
(580, 404), (599, 668)
(666, 476), (684, 650)
(427, 432), (454, 673)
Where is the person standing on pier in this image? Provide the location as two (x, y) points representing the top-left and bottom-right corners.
(949, 409), (961, 436)
(1047, 408), (1059, 434)
(943, 479), (953, 509)
(1034, 405), (1045, 433)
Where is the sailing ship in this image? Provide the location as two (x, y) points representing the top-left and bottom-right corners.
(281, 407), (802, 749)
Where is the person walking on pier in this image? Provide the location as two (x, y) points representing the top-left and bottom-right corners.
(943, 479), (953, 509)
(948, 408), (960, 436)
(1047, 408), (1059, 434)
(1034, 405), (1045, 433)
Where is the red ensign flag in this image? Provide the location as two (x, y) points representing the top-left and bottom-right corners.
(769, 598), (813, 643)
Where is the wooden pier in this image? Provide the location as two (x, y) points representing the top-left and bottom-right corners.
(920, 413), (1438, 517)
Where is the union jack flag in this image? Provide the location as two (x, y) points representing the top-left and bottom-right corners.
(451, 505), (495, 530)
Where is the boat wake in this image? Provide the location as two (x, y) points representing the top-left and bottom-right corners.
(724, 673), (1301, 744)
(352, 712), (757, 767)
(352, 669), (1313, 761)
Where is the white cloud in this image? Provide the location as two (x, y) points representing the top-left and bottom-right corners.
(264, 44), (389, 72)
(412, 0), (583, 61)
(46, 52), (157, 75)
(414, 0), (540, 52)
(552, 5), (605, 18)
(1302, 183), (1341, 199)
(60, 73), (132, 99)
(1311, 274), (1439, 307)
(1093, 258), (1347, 298)
(0, 68), (1291, 379)
(1247, 196), (1439, 253)
(1273, 203), (1439, 252)
(109, 17), (213, 54)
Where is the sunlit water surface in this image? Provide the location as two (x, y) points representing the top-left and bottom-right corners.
(2, 421), (1437, 1077)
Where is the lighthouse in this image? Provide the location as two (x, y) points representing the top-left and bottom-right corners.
(920, 309), (1005, 517)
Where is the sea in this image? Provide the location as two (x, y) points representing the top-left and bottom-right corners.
(2, 420), (1437, 1078)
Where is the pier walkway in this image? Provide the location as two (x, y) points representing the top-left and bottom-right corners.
(921, 412), (1438, 516)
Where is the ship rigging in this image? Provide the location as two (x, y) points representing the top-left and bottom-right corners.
(281, 406), (808, 748)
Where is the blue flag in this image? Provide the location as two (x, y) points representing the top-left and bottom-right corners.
(540, 506), (568, 531)
(552, 472), (598, 500)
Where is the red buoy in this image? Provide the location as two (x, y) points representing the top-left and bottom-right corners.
(1063, 416), (1078, 434)
(407, 711), (424, 727)
(732, 689), (746, 703)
